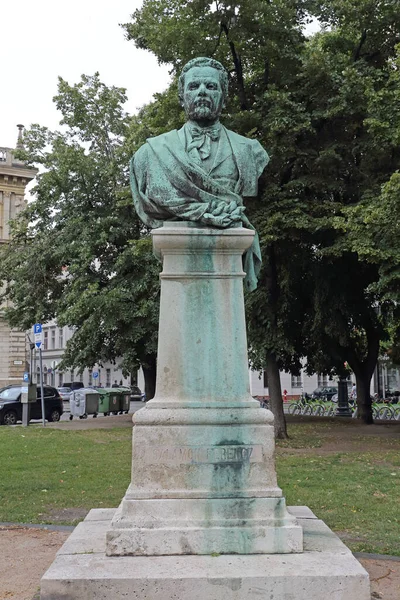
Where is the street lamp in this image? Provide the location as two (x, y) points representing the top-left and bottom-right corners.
(335, 377), (352, 418)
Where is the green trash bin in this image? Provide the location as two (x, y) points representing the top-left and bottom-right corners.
(109, 389), (122, 415)
(97, 388), (113, 416)
(116, 387), (131, 414)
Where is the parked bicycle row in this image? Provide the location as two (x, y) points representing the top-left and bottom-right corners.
(288, 400), (400, 420)
(254, 396), (400, 420)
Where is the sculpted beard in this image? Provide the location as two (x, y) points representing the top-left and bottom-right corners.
(186, 98), (220, 122)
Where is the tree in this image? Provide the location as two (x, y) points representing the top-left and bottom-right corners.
(123, 0), (319, 437)
(122, 0), (400, 426)
(0, 74), (161, 398)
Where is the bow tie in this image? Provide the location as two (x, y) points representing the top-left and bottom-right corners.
(187, 124), (221, 160)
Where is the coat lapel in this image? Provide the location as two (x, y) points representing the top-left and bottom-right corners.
(224, 127), (254, 194)
(210, 128), (233, 173)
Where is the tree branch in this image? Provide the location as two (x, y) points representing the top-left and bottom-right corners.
(354, 29), (367, 62)
(220, 21), (248, 110)
(263, 59), (270, 89)
(211, 23), (224, 56)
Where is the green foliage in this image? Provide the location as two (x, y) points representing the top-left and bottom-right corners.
(122, 0), (400, 421)
(2, 0), (400, 414)
(0, 74), (160, 375)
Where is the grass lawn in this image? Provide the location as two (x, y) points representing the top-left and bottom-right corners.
(0, 419), (399, 555)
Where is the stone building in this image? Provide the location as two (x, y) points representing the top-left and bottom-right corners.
(0, 127), (38, 387)
(37, 320), (131, 389)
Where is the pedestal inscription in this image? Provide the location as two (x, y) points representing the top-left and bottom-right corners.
(137, 445), (262, 465)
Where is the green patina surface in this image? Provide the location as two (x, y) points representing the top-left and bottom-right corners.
(176, 232), (260, 552)
(130, 57), (269, 292)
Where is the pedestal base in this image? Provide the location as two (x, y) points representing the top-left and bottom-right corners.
(106, 405), (302, 556)
(40, 507), (370, 600)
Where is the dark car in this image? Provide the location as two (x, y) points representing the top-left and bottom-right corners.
(311, 386), (338, 401)
(130, 385), (146, 402)
(0, 385), (64, 425)
(62, 381), (84, 391)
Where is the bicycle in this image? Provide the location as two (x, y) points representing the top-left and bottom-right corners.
(288, 393), (313, 415)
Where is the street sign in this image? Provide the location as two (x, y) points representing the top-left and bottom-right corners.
(92, 371), (99, 379)
(34, 323), (43, 349)
(23, 372), (29, 382)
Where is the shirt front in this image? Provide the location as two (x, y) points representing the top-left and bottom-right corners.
(184, 122), (239, 192)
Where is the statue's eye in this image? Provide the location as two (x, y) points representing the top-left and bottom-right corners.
(188, 82), (199, 90)
(207, 83), (217, 90)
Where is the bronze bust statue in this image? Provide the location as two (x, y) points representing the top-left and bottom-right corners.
(130, 57), (269, 290)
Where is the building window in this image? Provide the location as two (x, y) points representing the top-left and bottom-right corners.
(291, 375), (302, 388)
(106, 368), (111, 387)
(43, 366), (48, 385)
(58, 328), (64, 348)
(317, 374), (328, 387)
(79, 372), (83, 383)
(50, 328), (56, 349)
(88, 369), (93, 386)
(70, 370), (74, 382)
(58, 373), (63, 387)
(36, 366), (40, 384)
(43, 330), (48, 350)
(263, 370), (268, 389)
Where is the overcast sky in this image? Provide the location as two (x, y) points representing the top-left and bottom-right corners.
(1, 0), (171, 149)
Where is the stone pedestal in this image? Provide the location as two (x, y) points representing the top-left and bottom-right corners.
(40, 507), (371, 600)
(106, 222), (302, 555)
(40, 221), (370, 598)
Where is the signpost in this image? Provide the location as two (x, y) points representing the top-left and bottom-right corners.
(34, 324), (46, 427)
(34, 323), (43, 349)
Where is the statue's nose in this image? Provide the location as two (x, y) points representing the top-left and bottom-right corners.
(198, 83), (207, 95)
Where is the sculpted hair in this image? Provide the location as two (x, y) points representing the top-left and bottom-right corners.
(178, 57), (229, 102)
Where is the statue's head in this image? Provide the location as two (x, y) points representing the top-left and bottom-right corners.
(178, 57), (228, 124)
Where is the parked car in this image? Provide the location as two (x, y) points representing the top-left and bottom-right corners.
(130, 385), (146, 402)
(62, 382), (84, 391)
(311, 386), (338, 401)
(0, 385), (64, 425)
(57, 386), (72, 401)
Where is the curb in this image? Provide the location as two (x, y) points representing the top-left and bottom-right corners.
(353, 551), (400, 562)
(0, 521), (74, 532)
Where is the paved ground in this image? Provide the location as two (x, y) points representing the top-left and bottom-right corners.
(22, 400), (145, 427)
(0, 524), (398, 600)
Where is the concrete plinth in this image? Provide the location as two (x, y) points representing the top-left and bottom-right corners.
(106, 223), (302, 556)
(41, 507), (370, 599)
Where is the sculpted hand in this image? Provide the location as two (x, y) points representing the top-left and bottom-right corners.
(202, 200), (245, 228)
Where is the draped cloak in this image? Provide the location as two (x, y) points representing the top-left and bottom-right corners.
(130, 125), (269, 291)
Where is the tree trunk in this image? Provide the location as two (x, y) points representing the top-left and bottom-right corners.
(265, 352), (288, 439)
(354, 370), (373, 424)
(348, 325), (379, 424)
(142, 355), (157, 401)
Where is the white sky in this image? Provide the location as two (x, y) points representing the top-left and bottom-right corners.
(1, 3), (320, 150)
(1, 0), (171, 149)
